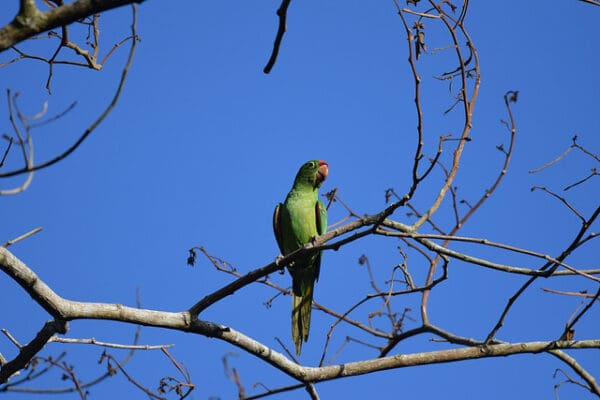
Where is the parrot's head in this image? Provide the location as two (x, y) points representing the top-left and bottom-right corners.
(293, 160), (328, 190)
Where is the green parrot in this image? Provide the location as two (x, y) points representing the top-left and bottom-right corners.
(273, 160), (329, 355)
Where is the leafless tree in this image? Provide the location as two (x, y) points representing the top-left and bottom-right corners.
(1, 1), (599, 399)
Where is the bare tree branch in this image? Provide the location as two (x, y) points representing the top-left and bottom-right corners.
(3, 241), (600, 389)
(263, 0), (292, 74)
(0, 5), (139, 180)
(0, 0), (145, 52)
(1, 226), (42, 247)
(549, 350), (600, 396)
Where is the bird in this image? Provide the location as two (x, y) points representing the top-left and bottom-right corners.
(273, 160), (328, 355)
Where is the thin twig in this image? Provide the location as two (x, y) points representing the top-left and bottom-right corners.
(0, 137), (13, 167)
(542, 288), (598, 299)
(2, 227), (42, 247)
(559, 287), (600, 340)
(48, 337), (174, 350)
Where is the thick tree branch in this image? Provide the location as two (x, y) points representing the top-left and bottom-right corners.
(0, 0), (145, 52)
(2, 246), (600, 388)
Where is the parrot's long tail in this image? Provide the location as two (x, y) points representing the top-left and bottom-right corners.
(292, 283), (314, 356)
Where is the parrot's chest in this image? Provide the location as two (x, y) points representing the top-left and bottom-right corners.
(282, 198), (317, 250)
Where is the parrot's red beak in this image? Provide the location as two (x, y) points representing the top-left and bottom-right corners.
(316, 160), (328, 184)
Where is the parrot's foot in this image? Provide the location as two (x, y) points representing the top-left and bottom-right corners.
(310, 235), (320, 245)
(274, 255), (290, 274)
(275, 254), (284, 266)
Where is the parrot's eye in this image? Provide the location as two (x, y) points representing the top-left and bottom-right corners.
(305, 161), (315, 168)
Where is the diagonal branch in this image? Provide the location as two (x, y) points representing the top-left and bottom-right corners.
(0, 320), (67, 383)
(484, 204), (600, 342)
(549, 349), (600, 396)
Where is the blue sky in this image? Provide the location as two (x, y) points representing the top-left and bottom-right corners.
(1, 1), (599, 399)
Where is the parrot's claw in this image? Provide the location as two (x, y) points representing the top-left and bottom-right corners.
(275, 255), (288, 274)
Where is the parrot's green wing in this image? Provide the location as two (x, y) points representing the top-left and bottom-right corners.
(316, 199), (327, 235)
(272, 203), (284, 255)
(313, 199), (328, 282)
